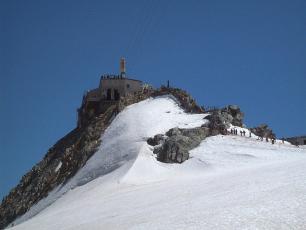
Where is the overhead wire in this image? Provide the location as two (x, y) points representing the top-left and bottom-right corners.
(121, 0), (172, 76)
(122, 0), (157, 74)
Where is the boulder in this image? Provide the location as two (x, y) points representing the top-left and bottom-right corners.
(146, 134), (166, 146)
(148, 127), (210, 163)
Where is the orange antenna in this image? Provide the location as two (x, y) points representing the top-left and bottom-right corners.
(120, 57), (126, 77)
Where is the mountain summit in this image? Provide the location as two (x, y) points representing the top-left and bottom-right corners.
(1, 81), (306, 229)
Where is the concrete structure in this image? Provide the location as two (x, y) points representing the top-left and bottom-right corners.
(285, 136), (306, 146)
(99, 76), (142, 100)
(77, 58), (143, 127)
(83, 76), (142, 102)
(83, 58), (142, 103)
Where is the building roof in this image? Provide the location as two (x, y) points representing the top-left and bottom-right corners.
(100, 75), (142, 82)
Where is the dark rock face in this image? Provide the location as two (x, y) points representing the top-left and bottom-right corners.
(148, 127), (211, 163)
(250, 124), (276, 139)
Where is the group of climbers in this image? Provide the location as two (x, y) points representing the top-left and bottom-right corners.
(229, 128), (277, 145)
(230, 129), (246, 136)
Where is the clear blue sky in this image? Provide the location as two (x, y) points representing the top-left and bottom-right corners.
(1, 0), (306, 200)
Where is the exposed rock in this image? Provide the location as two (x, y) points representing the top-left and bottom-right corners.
(147, 134), (166, 146)
(204, 105), (244, 128)
(250, 124), (276, 139)
(285, 135), (306, 146)
(147, 104), (245, 164)
(204, 111), (228, 135)
(223, 105), (244, 127)
(148, 127), (210, 163)
(151, 86), (204, 113)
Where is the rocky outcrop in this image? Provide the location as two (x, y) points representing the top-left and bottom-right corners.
(226, 105), (244, 127)
(146, 104), (246, 164)
(148, 127), (212, 163)
(204, 111), (228, 135)
(285, 135), (306, 146)
(151, 86), (204, 113)
(204, 105), (244, 128)
(250, 124), (276, 139)
(202, 104), (244, 135)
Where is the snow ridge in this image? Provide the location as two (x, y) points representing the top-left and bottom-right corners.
(10, 96), (306, 230)
(11, 96), (206, 227)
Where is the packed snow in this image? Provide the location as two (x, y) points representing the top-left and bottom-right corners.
(9, 96), (306, 230)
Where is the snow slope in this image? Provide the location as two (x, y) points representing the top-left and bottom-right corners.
(9, 96), (306, 230)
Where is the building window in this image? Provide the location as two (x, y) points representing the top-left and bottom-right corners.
(126, 84), (130, 89)
(107, 89), (112, 100)
(114, 89), (120, 101)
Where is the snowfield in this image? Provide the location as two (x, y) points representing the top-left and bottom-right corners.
(9, 96), (306, 230)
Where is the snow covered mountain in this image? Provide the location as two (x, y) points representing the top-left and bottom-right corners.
(6, 96), (306, 229)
